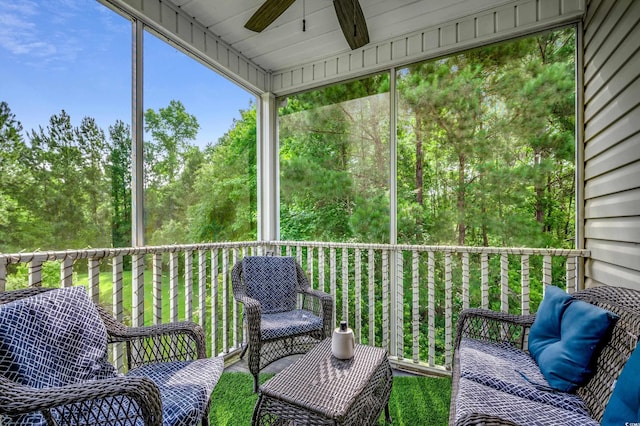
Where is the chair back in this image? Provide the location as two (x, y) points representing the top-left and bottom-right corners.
(242, 256), (298, 314)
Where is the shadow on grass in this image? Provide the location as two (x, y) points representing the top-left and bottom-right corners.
(210, 372), (451, 425)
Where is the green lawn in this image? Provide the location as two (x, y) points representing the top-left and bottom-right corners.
(210, 373), (452, 425)
(76, 269), (210, 325)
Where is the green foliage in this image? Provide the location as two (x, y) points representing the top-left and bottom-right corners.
(108, 120), (132, 249)
(188, 106), (257, 242)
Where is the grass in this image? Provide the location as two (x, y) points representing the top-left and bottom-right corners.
(209, 373), (451, 425)
(77, 270), (199, 325)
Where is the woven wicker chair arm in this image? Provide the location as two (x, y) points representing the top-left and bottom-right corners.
(234, 292), (260, 307)
(455, 308), (536, 350)
(235, 294), (261, 318)
(300, 287), (332, 302)
(108, 321), (207, 358)
(0, 376), (162, 425)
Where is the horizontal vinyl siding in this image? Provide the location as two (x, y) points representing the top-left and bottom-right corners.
(587, 239), (640, 275)
(583, 0), (640, 290)
(585, 188), (640, 219)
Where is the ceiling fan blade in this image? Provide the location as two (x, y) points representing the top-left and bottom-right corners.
(333, 0), (369, 50)
(245, 0), (297, 32)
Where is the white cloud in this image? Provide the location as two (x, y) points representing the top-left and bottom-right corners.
(0, 0), (81, 63)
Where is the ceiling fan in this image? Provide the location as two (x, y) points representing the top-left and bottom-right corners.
(244, 0), (370, 50)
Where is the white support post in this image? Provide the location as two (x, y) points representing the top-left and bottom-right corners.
(257, 92), (279, 242)
(389, 67), (398, 357)
(132, 19), (144, 247)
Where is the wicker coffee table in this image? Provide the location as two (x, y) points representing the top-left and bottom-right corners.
(252, 338), (393, 425)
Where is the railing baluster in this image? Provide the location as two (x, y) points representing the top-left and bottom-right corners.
(500, 253), (509, 313)
(481, 253), (489, 309)
(462, 252), (469, 310)
(29, 260), (42, 287)
(185, 251), (193, 322)
(307, 246), (314, 289)
(132, 254), (144, 327)
(543, 254), (552, 287)
(169, 252), (179, 323)
(318, 247), (325, 295)
(566, 256), (577, 294)
(112, 255), (124, 372)
(0, 260), (6, 291)
(354, 248), (361, 344)
(211, 248), (219, 357)
(445, 252), (452, 369)
(61, 258), (73, 288)
(521, 254), (530, 315)
(153, 253), (162, 325)
(396, 250), (404, 360)
(412, 250), (419, 364)
(368, 248), (375, 346)
(428, 251), (435, 367)
(330, 247), (337, 327)
(222, 248), (229, 354)
(232, 248), (239, 351)
(342, 247), (348, 324)
(88, 258), (100, 304)
(382, 250), (389, 351)
(198, 250), (207, 331)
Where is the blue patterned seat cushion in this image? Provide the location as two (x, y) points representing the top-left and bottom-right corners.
(260, 309), (324, 340)
(455, 377), (598, 426)
(127, 357), (223, 426)
(243, 256), (298, 314)
(459, 338), (589, 414)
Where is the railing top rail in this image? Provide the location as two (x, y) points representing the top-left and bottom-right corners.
(269, 241), (590, 257)
(0, 241), (263, 265)
(0, 240), (589, 265)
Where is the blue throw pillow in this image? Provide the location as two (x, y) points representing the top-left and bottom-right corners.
(528, 285), (573, 357)
(529, 285), (618, 392)
(0, 287), (117, 388)
(602, 343), (640, 425)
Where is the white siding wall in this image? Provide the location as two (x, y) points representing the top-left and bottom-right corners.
(583, 0), (640, 290)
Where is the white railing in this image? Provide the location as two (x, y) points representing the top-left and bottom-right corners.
(0, 241), (589, 375)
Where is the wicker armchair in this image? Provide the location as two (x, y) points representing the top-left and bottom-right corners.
(231, 256), (333, 392)
(0, 286), (223, 426)
(449, 286), (640, 425)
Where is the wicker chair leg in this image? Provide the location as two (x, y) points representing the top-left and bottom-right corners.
(384, 403), (392, 424)
(252, 372), (259, 393)
(240, 343), (249, 359)
(201, 403), (211, 426)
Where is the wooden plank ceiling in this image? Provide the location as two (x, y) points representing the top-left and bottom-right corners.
(167, 0), (516, 72)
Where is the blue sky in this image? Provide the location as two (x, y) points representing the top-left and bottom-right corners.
(0, 0), (255, 148)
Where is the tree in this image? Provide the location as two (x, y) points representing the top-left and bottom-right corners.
(0, 102), (36, 252)
(143, 100), (202, 245)
(23, 111), (111, 250)
(279, 74), (390, 243)
(144, 99), (199, 185)
(108, 120), (132, 248)
(188, 107), (257, 242)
